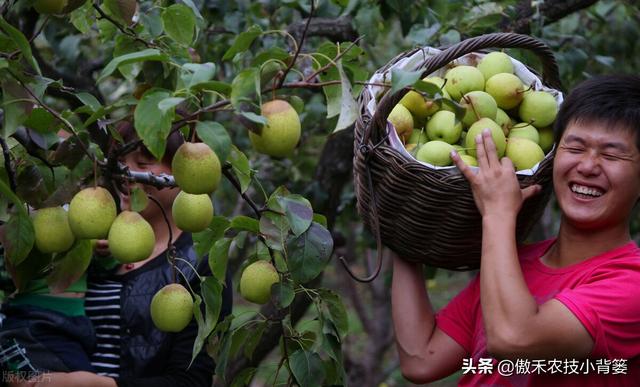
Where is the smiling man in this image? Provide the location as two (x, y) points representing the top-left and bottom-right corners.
(391, 75), (640, 386)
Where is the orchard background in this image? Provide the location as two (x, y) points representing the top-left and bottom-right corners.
(0, 0), (638, 386)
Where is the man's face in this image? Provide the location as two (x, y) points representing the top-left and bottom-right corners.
(120, 150), (178, 221)
(553, 120), (640, 231)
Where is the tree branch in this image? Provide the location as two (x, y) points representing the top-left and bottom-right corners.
(503, 0), (600, 34)
(0, 137), (17, 192)
(287, 16), (357, 43)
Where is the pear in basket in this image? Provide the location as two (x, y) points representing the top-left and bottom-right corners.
(477, 52), (514, 80)
(459, 91), (498, 127)
(505, 137), (545, 171)
(444, 65), (485, 100)
(519, 91), (558, 128)
(388, 104), (414, 142)
(485, 73), (525, 110)
(508, 123), (540, 144)
(399, 76), (450, 124)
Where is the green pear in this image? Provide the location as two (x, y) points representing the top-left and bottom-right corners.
(150, 284), (194, 332)
(538, 126), (555, 153)
(388, 104), (414, 142)
(416, 141), (455, 166)
(459, 91), (498, 127)
(399, 77), (450, 122)
(508, 123), (540, 144)
(495, 108), (513, 136)
(485, 73), (524, 110)
(444, 66), (485, 101)
(426, 111), (462, 144)
(465, 118), (507, 158)
(506, 138), (545, 171)
(250, 99), (301, 157)
(406, 129), (429, 146)
(452, 144), (467, 156)
(459, 154), (478, 166)
(519, 91), (558, 128)
(240, 260), (280, 304)
(33, 207), (75, 253)
(477, 52), (514, 80)
(108, 211), (155, 263)
(172, 142), (222, 195)
(172, 191), (213, 233)
(68, 187), (117, 239)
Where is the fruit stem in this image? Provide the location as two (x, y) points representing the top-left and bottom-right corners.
(147, 194), (176, 283)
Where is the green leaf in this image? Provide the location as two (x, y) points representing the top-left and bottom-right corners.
(70, 1), (94, 34)
(277, 194), (313, 236)
(192, 216), (230, 259)
(259, 212), (289, 251)
(334, 59), (358, 132)
(158, 97), (185, 114)
(180, 62), (216, 89)
(162, 4), (196, 45)
(319, 289), (349, 338)
(223, 25), (263, 61)
(231, 367), (256, 387)
(243, 321), (266, 360)
(24, 108), (55, 134)
(0, 17), (41, 75)
(180, 0), (204, 21)
(289, 349), (326, 387)
(75, 92), (102, 112)
(312, 213), (327, 228)
(130, 187), (148, 212)
(229, 215), (259, 233)
(1, 79), (31, 137)
(189, 80), (231, 94)
(229, 146), (251, 193)
(134, 88), (174, 160)
(46, 240), (92, 294)
(191, 277), (223, 365)
(238, 111), (267, 126)
(195, 121), (231, 164)
(391, 68), (423, 95)
(98, 49), (169, 83)
(287, 222), (333, 284)
(230, 68), (259, 109)
(208, 238), (231, 283)
(5, 212), (34, 266)
(273, 281), (294, 308)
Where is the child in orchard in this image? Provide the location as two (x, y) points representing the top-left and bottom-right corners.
(391, 74), (640, 386)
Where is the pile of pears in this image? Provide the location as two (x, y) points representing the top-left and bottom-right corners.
(389, 52), (558, 171)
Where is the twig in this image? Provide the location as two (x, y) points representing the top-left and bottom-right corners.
(0, 137), (17, 192)
(107, 163), (176, 189)
(276, 0), (316, 89)
(303, 36), (364, 82)
(9, 72), (100, 165)
(222, 166), (261, 218)
(92, 3), (156, 48)
(29, 16), (49, 43)
(147, 194), (176, 283)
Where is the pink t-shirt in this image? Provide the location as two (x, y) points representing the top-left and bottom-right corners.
(436, 239), (640, 386)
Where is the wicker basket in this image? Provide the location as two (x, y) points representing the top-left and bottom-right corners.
(352, 33), (563, 274)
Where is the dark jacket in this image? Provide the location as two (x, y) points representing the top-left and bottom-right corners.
(89, 232), (232, 387)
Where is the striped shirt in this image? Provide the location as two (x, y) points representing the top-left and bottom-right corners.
(85, 279), (123, 378)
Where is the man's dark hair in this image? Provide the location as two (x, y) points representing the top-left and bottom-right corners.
(554, 74), (640, 151)
(116, 122), (185, 164)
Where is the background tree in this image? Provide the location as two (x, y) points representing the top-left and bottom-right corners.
(1, 0), (638, 386)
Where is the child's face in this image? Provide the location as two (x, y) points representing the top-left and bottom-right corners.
(553, 120), (640, 231)
(120, 150), (179, 220)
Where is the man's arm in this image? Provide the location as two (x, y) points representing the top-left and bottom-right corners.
(452, 129), (593, 360)
(391, 254), (467, 383)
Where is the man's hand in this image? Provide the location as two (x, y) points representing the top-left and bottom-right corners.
(451, 128), (541, 219)
(9, 371), (118, 387)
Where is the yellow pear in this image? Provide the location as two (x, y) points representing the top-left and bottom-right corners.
(107, 211), (155, 263)
(172, 191), (213, 233)
(250, 100), (301, 157)
(150, 284), (194, 332)
(171, 142), (222, 195)
(33, 207), (75, 253)
(240, 261), (280, 304)
(68, 187), (117, 239)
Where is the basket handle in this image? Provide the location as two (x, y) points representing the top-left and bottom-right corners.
(364, 32), (563, 145)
